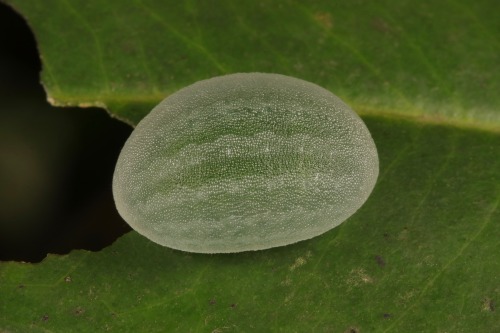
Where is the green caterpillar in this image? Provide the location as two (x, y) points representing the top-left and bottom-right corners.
(113, 73), (379, 253)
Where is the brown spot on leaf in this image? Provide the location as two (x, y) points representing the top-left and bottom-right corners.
(371, 18), (392, 34)
(73, 307), (85, 316)
(64, 276), (72, 283)
(230, 303), (237, 309)
(344, 327), (359, 333)
(209, 299), (216, 305)
(375, 255), (386, 267)
(41, 314), (49, 322)
(482, 298), (495, 312)
(314, 12), (333, 30)
(383, 313), (391, 319)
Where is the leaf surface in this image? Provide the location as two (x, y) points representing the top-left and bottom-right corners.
(5, 0), (500, 129)
(1, 0), (499, 332)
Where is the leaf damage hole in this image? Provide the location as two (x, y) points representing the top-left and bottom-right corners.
(0, 3), (132, 263)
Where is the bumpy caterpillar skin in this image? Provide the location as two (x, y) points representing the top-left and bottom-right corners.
(113, 73), (379, 253)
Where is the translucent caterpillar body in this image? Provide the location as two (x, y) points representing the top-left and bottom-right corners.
(113, 73), (379, 253)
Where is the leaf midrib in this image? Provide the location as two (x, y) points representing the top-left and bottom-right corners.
(44, 92), (500, 134)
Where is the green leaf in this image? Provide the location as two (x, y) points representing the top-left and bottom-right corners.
(5, 0), (500, 130)
(1, 0), (499, 332)
(1, 117), (499, 332)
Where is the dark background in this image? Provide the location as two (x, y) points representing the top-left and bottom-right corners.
(0, 2), (132, 262)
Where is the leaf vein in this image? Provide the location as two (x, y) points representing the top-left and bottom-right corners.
(382, 188), (500, 332)
(59, 0), (110, 92)
(297, 4), (412, 109)
(134, 0), (228, 73)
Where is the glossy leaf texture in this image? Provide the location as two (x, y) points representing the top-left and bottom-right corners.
(1, 0), (499, 332)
